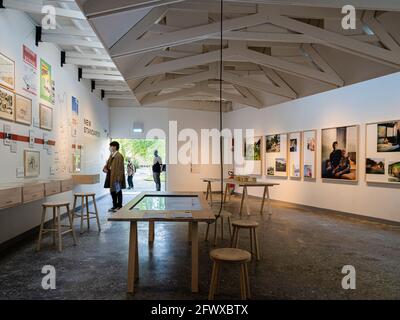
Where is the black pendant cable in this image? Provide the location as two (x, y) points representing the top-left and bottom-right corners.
(217, 0), (224, 219)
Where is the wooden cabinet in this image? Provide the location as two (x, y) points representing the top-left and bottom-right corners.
(0, 187), (22, 209)
(45, 181), (61, 196)
(23, 183), (45, 203)
(61, 178), (73, 192)
(72, 174), (100, 185)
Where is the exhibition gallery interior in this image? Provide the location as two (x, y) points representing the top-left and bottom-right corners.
(1, 0), (400, 301)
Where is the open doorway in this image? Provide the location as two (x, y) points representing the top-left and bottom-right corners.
(113, 138), (166, 192)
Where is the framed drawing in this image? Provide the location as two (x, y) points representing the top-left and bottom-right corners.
(321, 125), (359, 181)
(366, 120), (400, 184)
(303, 130), (317, 180)
(0, 86), (15, 121)
(0, 52), (15, 90)
(265, 133), (288, 177)
(24, 150), (40, 177)
(15, 94), (32, 125)
(288, 132), (301, 178)
(39, 104), (53, 131)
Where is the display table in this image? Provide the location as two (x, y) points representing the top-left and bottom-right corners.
(108, 192), (215, 294)
(202, 178), (279, 215)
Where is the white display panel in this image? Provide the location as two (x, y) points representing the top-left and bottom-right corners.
(243, 136), (262, 175)
(366, 121), (400, 184)
(265, 133), (288, 177)
(288, 132), (301, 178)
(303, 130), (317, 180)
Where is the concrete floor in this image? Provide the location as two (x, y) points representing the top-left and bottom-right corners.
(0, 192), (399, 300)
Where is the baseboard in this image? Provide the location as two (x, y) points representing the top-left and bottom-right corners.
(0, 193), (108, 258)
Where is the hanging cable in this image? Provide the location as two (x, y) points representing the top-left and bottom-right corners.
(217, 0), (224, 218)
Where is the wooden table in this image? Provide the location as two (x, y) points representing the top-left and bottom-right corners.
(203, 178), (279, 216)
(108, 192), (215, 294)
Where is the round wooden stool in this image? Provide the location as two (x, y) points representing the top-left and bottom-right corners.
(72, 193), (101, 234)
(231, 220), (261, 261)
(205, 210), (233, 246)
(208, 248), (251, 300)
(37, 201), (77, 252)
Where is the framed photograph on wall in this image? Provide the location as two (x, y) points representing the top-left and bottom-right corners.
(243, 136), (262, 175)
(321, 125), (359, 181)
(303, 130), (317, 180)
(15, 94), (32, 125)
(0, 52), (15, 90)
(39, 104), (53, 131)
(288, 132), (301, 178)
(366, 120), (400, 184)
(265, 133), (288, 177)
(24, 150), (40, 177)
(0, 85), (15, 121)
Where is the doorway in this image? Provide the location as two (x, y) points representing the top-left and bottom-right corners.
(113, 138), (166, 192)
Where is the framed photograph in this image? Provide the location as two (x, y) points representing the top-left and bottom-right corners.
(242, 136), (262, 175)
(265, 133), (288, 177)
(366, 120), (400, 184)
(24, 150), (40, 177)
(321, 125), (359, 181)
(15, 94), (32, 125)
(303, 130), (317, 180)
(0, 86), (15, 121)
(288, 132), (301, 178)
(39, 104), (53, 131)
(0, 52), (15, 90)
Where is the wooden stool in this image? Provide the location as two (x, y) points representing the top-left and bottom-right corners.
(205, 210), (232, 246)
(72, 193), (101, 234)
(37, 201), (77, 252)
(231, 220), (261, 261)
(209, 248), (251, 300)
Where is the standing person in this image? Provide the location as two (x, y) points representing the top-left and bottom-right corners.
(127, 158), (136, 190)
(152, 150), (162, 191)
(103, 141), (126, 212)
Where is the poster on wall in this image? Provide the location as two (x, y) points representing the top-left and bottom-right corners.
(321, 125), (359, 181)
(39, 104), (53, 131)
(0, 52), (15, 90)
(288, 132), (301, 178)
(366, 120), (400, 184)
(0, 86), (15, 121)
(303, 130), (317, 179)
(72, 148), (81, 173)
(22, 45), (37, 96)
(71, 96), (79, 137)
(265, 133), (288, 177)
(40, 59), (54, 104)
(243, 136), (262, 175)
(15, 94), (32, 125)
(24, 150), (40, 177)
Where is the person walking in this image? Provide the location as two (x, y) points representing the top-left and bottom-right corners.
(152, 150), (162, 191)
(103, 141), (126, 212)
(127, 158), (136, 190)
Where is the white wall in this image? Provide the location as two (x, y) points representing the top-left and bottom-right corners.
(224, 72), (400, 222)
(110, 107), (222, 192)
(0, 10), (110, 244)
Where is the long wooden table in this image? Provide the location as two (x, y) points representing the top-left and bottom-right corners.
(108, 192), (215, 294)
(203, 178), (279, 215)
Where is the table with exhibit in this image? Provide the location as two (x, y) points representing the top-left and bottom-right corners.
(108, 192), (215, 294)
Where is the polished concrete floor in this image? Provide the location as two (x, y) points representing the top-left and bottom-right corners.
(0, 192), (399, 300)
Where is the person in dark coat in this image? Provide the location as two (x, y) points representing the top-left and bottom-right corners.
(103, 141), (126, 212)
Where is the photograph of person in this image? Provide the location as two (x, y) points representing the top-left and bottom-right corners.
(321, 126), (358, 181)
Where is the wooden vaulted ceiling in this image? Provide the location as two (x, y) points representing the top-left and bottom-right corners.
(6, 1), (400, 112)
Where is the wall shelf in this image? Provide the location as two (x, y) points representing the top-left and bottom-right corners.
(71, 174), (100, 185)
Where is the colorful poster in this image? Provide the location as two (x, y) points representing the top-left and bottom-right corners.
(22, 45), (37, 95)
(71, 96), (79, 137)
(40, 59), (54, 104)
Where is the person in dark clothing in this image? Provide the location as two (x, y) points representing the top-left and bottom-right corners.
(333, 149), (351, 178)
(126, 158), (135, 189)
(103, 141), (126, 212)
(152, 150), (162, 191)
(326, 141), (342, 177)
